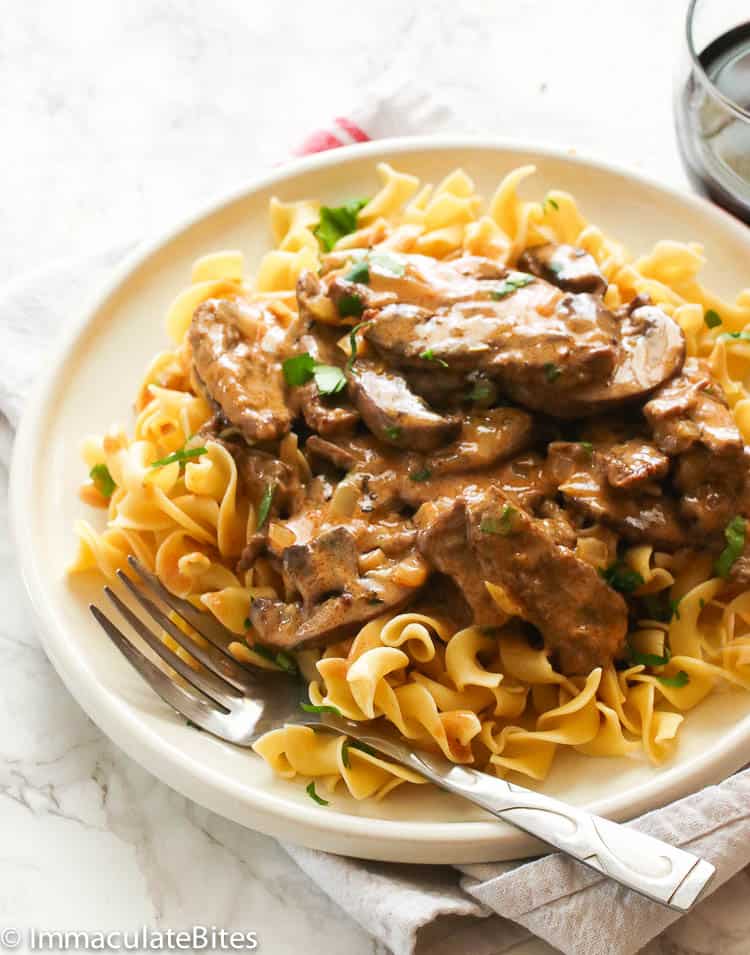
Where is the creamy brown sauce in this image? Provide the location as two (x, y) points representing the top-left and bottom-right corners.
(187, 244), (749, 674)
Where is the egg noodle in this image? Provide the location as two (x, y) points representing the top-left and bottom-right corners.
(72, 162), (750, 802)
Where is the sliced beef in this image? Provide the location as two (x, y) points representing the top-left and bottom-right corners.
(417, 501), (507, 627)
(463, 489), (628, 674)
(190, 298), (291, 442)
(673, 447), (745, 536)
(605, 440), (670, 490)
(365, 287), (618, 395)
(283, 526), (360, 607)
(249, 574), (417, 650)
(429, 407), (534, 475)
(643, 358), (743, 456)
(644, 360), (746, 535)
(348, 361), (461, 450)
(518, 243), (607, 296)
(290, 380), (360, 437)
(546, 441), (687, 549)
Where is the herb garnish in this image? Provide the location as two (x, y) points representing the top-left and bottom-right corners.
(657, 670), (690, 688)
(714, 515), (746, 578)
(480, 504), (517, 536)
(369, 252), (406, 276)
(337, 293), (364, 318)
(282, 353), (316, 385)
(300, 702), (342, 716)
(384, 426), (403, 441)
(629, 644), (672, 668)
(600, 561), (644, 594)
(544, 362), (561, 382)
(490, 273), (535, 300)
(719, 331), (750, 342)
(543, 196), (560, 212)
(282, 353), (346, 395)
(150, 445), (208, 469)
(346, 259), (370, 284)
(642, 593), (682, 623)
(579, 441), (594, 457)
(314, 199), (369, 252)
(409, 467), (432, 482)
(341, 738), (377, 768)
(250, 642), (298, 675)
(419, 348), (449, 368)
(704, 309), (722, 329)
(306, 781), (329, 806)
(256, 483), (275, 530)
(90, 463), (116, 499)
(346, 320), (371, 371)
(313, 364), (347, 395)
(466, 380), (494, 403)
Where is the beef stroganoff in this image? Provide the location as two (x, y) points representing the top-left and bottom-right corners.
(72, 163), (750, 803)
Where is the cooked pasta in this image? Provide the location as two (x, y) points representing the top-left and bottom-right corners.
(72, 160), (750, 803)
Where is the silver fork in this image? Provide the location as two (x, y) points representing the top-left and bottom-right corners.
(91, 556), (715, 912)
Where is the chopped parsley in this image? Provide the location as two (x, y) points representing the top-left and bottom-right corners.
(369, 252), (406, 276)
(306, 781), (329, 806)
(600, 561), (644, 593)
(641, 593), (682, 623)
(314, 198), (369, 252)
(719, 331), (750, 342)
(345, 259), (370, 284)
(256, 483), (275, 529)
(300, 702), (342, 716)
(282, 353), (346, 395)
(282, 353), (316, 386)
(543, 196), (560, 212)
(466, 380), (494, 403)
(490, 273), (535, 300)
(657, 670), (690, 688)
(579, 441), (594, 457)
(346, 320), (371, 371)
(704, 309), (722, 329)
(544, 362), (561, 382)
(480, 504), (518, 536)
(150, 445), (208, 469)
(419, 348), (449, 368)
(628, 644), (672, 668)
(409, 467), (432, 482)
(90, 463), (116, 499)
(337, 293), (365, 318)
(250, 642), (298, 675)
(714, 515), (746, 578)
(341, 738), (377, 768)
(313, 364), (347, 395)
(384, 425), (403, 441)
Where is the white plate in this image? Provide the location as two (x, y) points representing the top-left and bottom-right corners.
(11, 137), (750, 864)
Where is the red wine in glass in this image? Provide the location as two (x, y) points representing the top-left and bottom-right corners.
(675, 14), (750, 223)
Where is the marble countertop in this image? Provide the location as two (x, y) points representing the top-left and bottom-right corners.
(2, 1), (748, 953)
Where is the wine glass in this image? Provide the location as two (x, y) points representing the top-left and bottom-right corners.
(674, 0), (750, 222)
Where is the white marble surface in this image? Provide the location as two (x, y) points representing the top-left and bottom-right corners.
(2, 1), (749, 953)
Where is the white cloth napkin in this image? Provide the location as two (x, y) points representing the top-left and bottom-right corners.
(2, 81), (750, 955)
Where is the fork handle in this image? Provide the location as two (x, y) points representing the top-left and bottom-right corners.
(334, 723), (715, 911)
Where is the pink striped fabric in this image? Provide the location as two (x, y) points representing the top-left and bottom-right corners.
(293, 116), (371, 156)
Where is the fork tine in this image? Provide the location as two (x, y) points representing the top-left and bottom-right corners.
(127, 556), (245, 661)
(103, 586), (236, 709)
(90, 603), (233, 738)
(115, 570), (255, 693)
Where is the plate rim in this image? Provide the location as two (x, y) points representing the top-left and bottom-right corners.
(10, 134), (750, 862)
